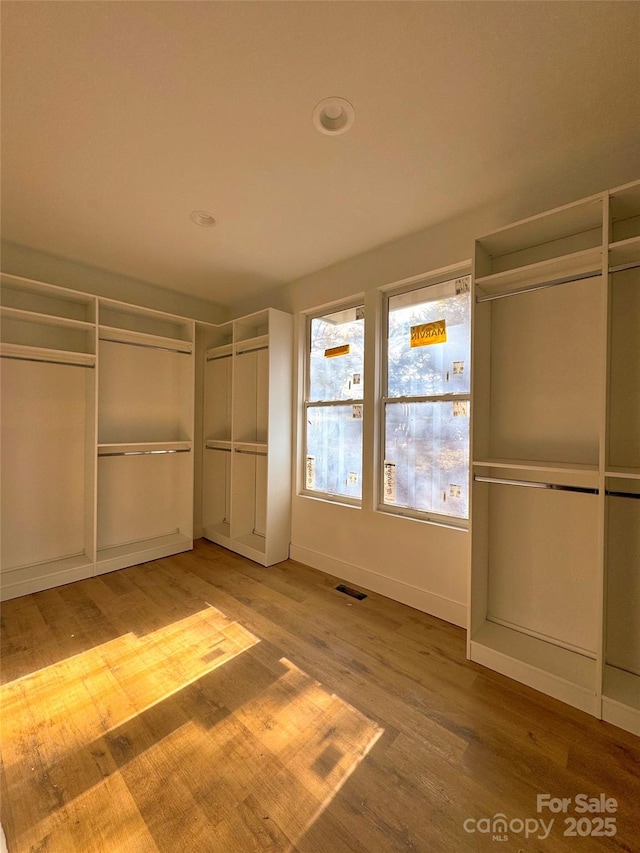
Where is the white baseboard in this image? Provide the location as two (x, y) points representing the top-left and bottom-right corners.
(289, 544), (467, 628)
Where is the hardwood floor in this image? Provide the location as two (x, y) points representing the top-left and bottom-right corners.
(1, 539), (639, 852)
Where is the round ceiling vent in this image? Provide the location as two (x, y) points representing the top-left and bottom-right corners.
(189, 210), (217, 227)
(312, 97), (355, 136)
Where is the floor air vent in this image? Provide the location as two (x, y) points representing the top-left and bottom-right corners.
(335, 584), (367, 601)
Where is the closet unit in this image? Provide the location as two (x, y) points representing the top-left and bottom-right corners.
(470, 180), (640, 736)
(96, 300), (195, 573)
(200, 309), (292, 566)
(0, 274), (97, 599)
(603, 180), (640, 734)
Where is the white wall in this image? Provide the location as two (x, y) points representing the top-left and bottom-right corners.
(229, 166), (639, 628)
(1, 241), (229, 323)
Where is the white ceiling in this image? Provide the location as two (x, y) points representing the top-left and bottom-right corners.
(2, 1), (639, 306)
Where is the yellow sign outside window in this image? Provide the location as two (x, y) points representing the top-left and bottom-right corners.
(410, 320), (447, 347)
(324, 344), (350, 358)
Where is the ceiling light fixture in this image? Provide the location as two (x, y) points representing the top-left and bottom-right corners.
(189, 210), (217, 227)
(313, 97), (355, 136)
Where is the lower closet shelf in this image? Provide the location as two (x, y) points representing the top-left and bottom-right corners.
(1, 553), (94, 601)
(95, 532), (192, 574)
(470, 621), (599, 715)
(602, 666), (640, 736)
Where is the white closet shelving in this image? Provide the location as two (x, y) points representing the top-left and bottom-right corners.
(0, 274), (97, 598)
(602, 179), (640, 735)
(96, 300), (195, 573)
(200, 309), (292, 566)
(470, 181), (640, 735)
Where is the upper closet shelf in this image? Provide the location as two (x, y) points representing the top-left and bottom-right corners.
(0, 306), (95, 331)
(99, 325), (193, 353)
(609, 236), (640, 267)
(0, 341), (96, 367)
(206, 343), (233, 361)
(473, 458), (599, 474)
(475, 248), (603, 298)
(235, 334), (269, 355)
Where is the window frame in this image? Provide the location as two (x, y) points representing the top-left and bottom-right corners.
(378, 269), (472, 528)
(301, 299), (365, 507)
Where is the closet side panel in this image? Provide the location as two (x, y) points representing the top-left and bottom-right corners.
(1, 360), (87, 569)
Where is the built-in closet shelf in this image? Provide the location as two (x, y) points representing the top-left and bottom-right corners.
(99, 325), (193, 353)
(96, 532), (192, 575)
(235, 334), (269, 355)
(473, 458), (599, 474)
(206, 343), (233, 361)
(205, 439), (232, 450)
(602, 667), (640, 736)
(235, 441), (268, 454)
(98, 441), (192, 456)
(0, 554), (96, 602)
(470, 621), (599, 715)
(0, 342), (96, 366)
(474, 247), (603, 297)
(203, 523), (231, 545)
(0, 306), (96, 331)
(0, 273), (96, 322)
(609, 236), (640, 267)
(605, 467), (640, 480)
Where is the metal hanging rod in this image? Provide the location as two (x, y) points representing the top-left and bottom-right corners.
(606, 489), (640, 500)
(99, 448), (191, 458)
(0, 354), (95, 369)
(235, 448), (268, 457)
(609, 260), (640, 274)
(474, 475), (598, 495)
(206, 353), (232, 362)
(236, 345), (269, 355)
(476, 268), (601, 303)
(205, 446), (232, 452)
(99, 336), (191, 355)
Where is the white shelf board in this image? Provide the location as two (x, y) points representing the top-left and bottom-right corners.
(0, 306), (95, 331)
(474, 247), (603, 296)
(234, 441), (268, 454)
(205, 439), (232, 450)
(98, 441), (192, 456)
(470, 620), (599, 715)
(605, 467), (640, 480)
(476, 195), (603, 258)
(473, 458), (599, 474)
(0, 342), (96, 366)
(96, 532), (192, 574)
(609, 236), (640, 267)
(99, 325), (193, 353)
(235, 334), (269, 355)
(0, 553), (94, 601)
(609, 180), (640, 220)
(206, 342), (233, 360)
(602, 666), (640, 736)
(0, 272), (96, 306)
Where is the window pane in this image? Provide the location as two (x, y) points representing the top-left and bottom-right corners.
(387, 278), (470, 397)
(309, 306), (364, 401)
(305, 405), (363, 499)
(383, 400), (469, 518)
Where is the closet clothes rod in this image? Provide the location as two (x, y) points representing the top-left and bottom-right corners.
(0, 354), (95, 369)
(235, 449), (267, 457)
(99, 337), (191, 355)
(476, 268), (602, 303)
(98, 448), (192, 457)
(205, 446), (232, 452)
(206, 353), (232, 362)
(606, 489), (640, 500)
(474, 475), (598, 495)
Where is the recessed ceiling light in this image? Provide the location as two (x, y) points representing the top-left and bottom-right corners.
(313, 97), (355, 136)
(189, 210), (217, 227)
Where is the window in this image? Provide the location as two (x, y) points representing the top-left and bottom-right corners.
(381, 274), (471, 522)
(303, 303), (365, 502)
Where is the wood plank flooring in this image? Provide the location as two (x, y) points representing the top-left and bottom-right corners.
(1, 539), (639, 852)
